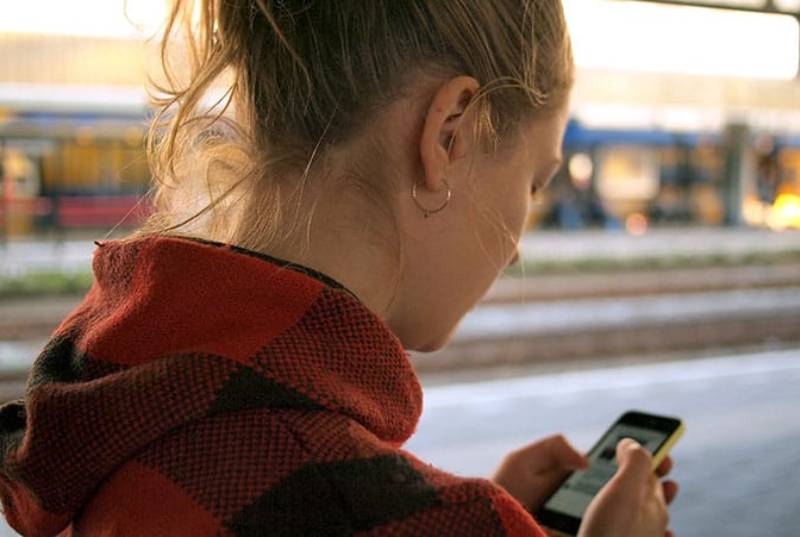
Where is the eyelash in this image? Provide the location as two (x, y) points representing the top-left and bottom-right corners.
(532, 168), (557, 197)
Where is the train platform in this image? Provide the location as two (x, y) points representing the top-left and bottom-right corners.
(408, 347), (800, 537)
(517, 226), (800, 267)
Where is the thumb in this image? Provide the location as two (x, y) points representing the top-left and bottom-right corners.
(614, 438), (653, 487)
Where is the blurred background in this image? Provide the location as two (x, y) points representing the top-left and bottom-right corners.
(0, 0), (799, 536)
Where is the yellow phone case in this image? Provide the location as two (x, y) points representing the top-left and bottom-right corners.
(650, 421), (685, 470)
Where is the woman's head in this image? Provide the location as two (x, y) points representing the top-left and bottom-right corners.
(141, 0), (574, 351)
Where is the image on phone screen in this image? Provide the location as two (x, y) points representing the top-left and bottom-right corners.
(542, 422), (670, 518)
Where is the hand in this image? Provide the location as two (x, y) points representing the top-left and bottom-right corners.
(491, 434), (589, 513)
(578, 438), (679, 537)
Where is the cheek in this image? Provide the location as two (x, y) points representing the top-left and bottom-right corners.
(497, 189), (530, 253)
(466, 178), (530, 272)
(509, 194), (530, 235)
(399, 188), (526, 351)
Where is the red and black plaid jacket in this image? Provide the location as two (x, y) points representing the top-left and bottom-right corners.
(0, 234), (546, 536)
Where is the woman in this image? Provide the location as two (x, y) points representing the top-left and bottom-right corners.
(0, 1), (677, 535)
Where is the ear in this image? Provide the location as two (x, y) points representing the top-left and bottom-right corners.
(419, 76), (480, 193)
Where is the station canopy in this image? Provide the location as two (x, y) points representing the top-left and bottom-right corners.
(632, 0), (800, 14)
(565, 0), (800, 79)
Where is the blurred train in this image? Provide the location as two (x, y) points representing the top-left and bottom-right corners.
(0, 86), (151, 237)
(1, 86), (799, 237)
(532, 120), (800, 233)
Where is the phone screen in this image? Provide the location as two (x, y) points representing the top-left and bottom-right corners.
(542, 422), (670, 519)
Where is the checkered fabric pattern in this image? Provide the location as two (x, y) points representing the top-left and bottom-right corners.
(0, 234), (546, 536)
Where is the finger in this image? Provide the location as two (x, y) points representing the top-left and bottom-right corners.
(615, 438), (653, 487)
(519, 434), (589, 471)
(655, 455), (673, 478)
(542, 434), (590, 470)
(662, 480), (679, 505)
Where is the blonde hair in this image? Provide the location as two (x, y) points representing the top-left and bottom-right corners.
(132, 0), (574, 302)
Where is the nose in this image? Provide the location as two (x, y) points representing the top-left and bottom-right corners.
(508, 249), (520, 267)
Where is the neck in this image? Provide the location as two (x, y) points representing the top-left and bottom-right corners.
(255, 197), (404, 337)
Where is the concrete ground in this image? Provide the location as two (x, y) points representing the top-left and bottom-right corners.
(518, 227), (800, 265)
(408, 348), (800, 537)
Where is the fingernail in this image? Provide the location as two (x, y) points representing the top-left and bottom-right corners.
(619, 437), (641, 449)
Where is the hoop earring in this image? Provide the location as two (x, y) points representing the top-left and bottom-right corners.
(411, 178), (452, 218)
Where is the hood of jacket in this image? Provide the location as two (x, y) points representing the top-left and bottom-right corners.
(0, 234), (423, 537)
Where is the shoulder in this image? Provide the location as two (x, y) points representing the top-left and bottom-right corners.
(284, 411), (548, 536)
(76, 409), (546, 536)
(347, 448), (547, 537)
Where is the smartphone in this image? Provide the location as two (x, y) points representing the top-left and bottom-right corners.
(534, 410), (685, 536)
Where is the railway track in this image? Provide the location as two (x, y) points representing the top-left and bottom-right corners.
(483, 263), (800, 303)
(2, 264), (799, 392)
(418, 281), (800, 372)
